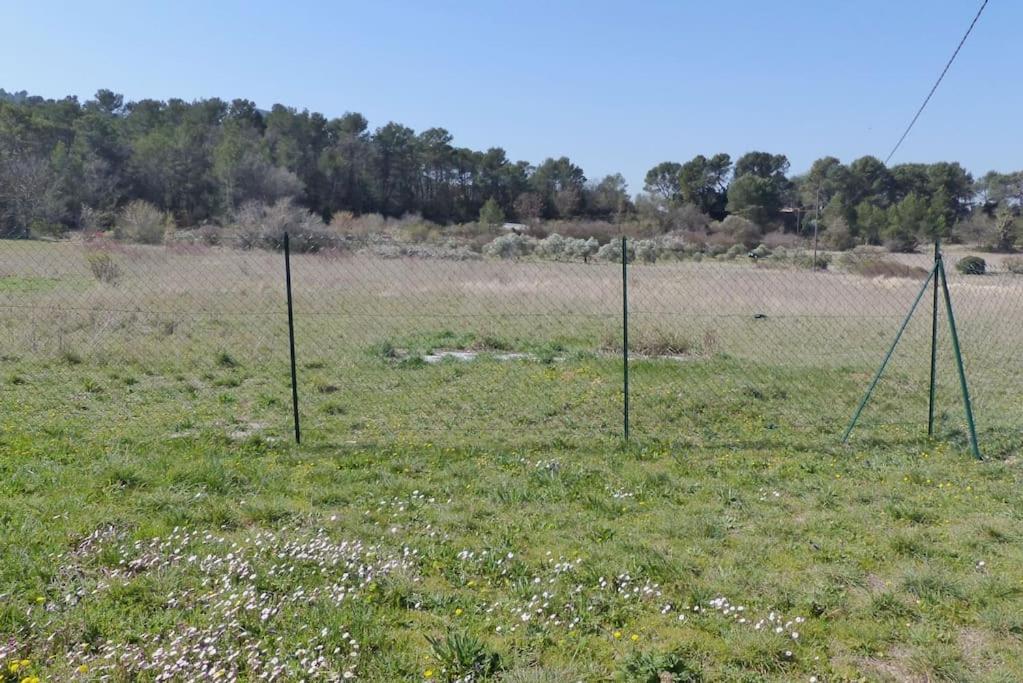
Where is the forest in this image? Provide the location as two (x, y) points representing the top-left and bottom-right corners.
(1, 87), (1020, 253)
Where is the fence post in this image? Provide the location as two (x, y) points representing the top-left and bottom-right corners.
(928, 240), (940, 436)
(284, 232), (301, 444)
(622, 235), (629, 442)
(937, 255), (981, 459)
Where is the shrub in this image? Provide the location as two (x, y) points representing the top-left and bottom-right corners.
(564, 236), (599, 262)
(483, 233), (535, 259)
(115, 200), (173, 245)
(1003, 256), (1023, 274)
(232, 199), (340, 252)
(723, 243), (747, 260)
(711, 215), (761, 249)
(955, 255), (986, 275)
(596, 239), (635, 263)
(790, 250), (832, 270)
(85, 251), (122, 285)
(634, 239), (659, 263)
(839, 251), (928, 279)
(761, 230), (803, 249)
(535, 233), (567, 260)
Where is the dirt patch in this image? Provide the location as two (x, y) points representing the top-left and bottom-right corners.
(857, 646), (923, 682)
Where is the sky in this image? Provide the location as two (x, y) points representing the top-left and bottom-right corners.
(2, 0), (1017, 193)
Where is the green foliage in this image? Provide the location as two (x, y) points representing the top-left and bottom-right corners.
(426, 632), (501, 681)
(114, 200), (173, 245)
(619, 649), (702, 682)
(85, 251), (121, 285)
(478, 198), (505, 227)
(725, 175), (780, 227)
(712, 215), (761, 249)
(955, 255), (986, 275)
(483, 233), (535, 259)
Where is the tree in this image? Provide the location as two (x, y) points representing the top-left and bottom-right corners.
(478, 198), (505, 226)
(513, 192), (543, 223)
(733, 151), (789, 182)
(643, 161), (682, 202)
(586, 174), (631, 220)
(678, 153), (731, 217)
(530, 157), (586, 218)
(726, 174), (779, 226)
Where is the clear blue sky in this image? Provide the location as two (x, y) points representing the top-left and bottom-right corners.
(2, 1), (1017, 192)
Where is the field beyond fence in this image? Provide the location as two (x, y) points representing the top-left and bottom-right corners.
(3, 235), (1021, 456)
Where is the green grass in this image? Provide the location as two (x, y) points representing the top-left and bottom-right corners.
(2, 348), (1023, 682)
(3, 241), (1023, 680)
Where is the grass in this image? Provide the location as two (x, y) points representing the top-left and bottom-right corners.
(2, 239), (1023, 680)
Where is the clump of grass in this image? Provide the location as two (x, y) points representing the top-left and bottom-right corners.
(427, 631), (502, 680)
(85, 251), (122, 285)
(321, 401), (346, 415)
(602, 325), (694, 356)
(61, 349), (83, 365)
(215, 350), (240, 368)
(619, 648), (703, 682)
(839, 253), (929, 279)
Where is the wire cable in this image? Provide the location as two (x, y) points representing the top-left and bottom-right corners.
(884, 0), (989, 164)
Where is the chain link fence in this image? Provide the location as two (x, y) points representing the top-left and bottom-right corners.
(2, 232), (1021, 454)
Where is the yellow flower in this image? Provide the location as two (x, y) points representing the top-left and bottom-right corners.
(8, 661), (20, 673)
(77, 664), (89, 673)
(20, 660), (31, 668)
(35, 596), (45, 604)
(613, 630), (622, 639)
(454, 608), (463, 616)
(424, 670), (434, 679)
(630, 634), (639, 642)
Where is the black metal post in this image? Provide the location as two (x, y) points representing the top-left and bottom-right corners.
(284, 232), (301, 444)
(621, 235), (629, 442)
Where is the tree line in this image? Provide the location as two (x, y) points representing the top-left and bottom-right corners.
(1, 88), (1019, 251)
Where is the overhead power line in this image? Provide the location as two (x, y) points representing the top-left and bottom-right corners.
(884, 0), (989, 164)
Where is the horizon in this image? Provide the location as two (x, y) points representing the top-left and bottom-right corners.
(1, 1), (1016, 193)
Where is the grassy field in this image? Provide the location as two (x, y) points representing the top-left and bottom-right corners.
(2, 239), (1023, 681)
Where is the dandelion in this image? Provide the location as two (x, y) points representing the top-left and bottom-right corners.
(630, 634), (639, 642)
(424, 669), (434, 678)
(613, 631), (622, 639)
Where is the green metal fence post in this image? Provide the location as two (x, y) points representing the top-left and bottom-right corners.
(843, 264), (937, 444)
(622, 235), (630, 442)
(928, 240), (940, 436)
(937, 258), (982, 459)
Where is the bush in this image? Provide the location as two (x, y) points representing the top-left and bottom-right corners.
(596, 238), (635, 263)
(1003, 256), (1023, 274)
(535, 233), (567, 260)
(634, 239), (659, 263)
(232, 199), (341, 253)
(711, 215), (761, 249)
(115, 200), (173, 245)
(839, 251), (929, 279)
(483, 233), (535, 259)
(955, 255), (986, 275)
(85, 251), (121, 285)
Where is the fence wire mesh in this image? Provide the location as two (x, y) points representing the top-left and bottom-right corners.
(2, 233), (1021, 454)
